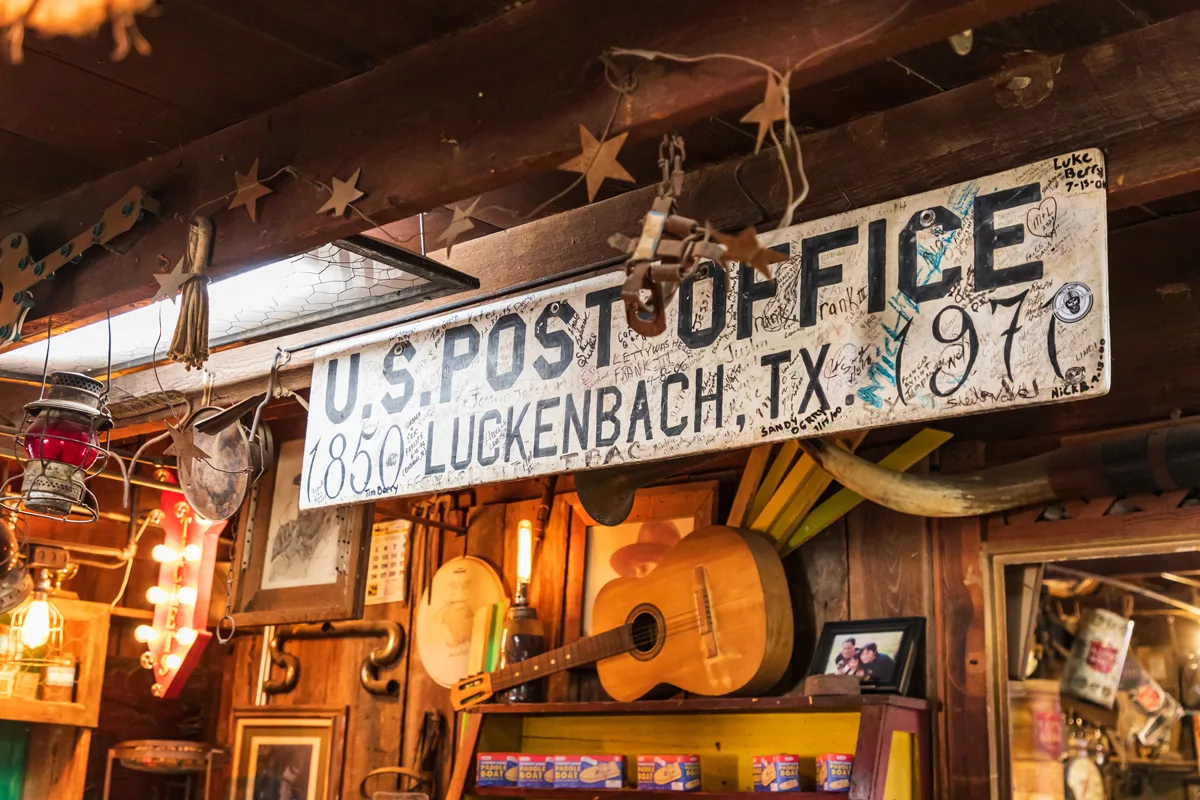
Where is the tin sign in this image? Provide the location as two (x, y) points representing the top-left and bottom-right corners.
(301, 150), (1110, 508)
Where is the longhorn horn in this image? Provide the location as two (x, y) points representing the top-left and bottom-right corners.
(797, 420), (1200, 518)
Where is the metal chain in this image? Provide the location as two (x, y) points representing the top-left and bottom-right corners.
(217, 505), (243, 644)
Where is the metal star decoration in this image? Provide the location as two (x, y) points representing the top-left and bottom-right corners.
(317, 166), (365, 217)
(164, 421), (211, 465)
(715, 226), (787, 278)
(228, 159), (273, 223)
(153, 255), (192, 303)
(740, 75), (787, 154)
(439, 198), (479, 257)
(559, 126), (635, 202)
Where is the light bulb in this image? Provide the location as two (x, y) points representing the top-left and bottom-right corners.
(177, 586), (197, 605)
(146, 586), (169, 604)
(175, 627), (198, 646)
(20, 598), (51, 648)
(151, 544), (179, 563)
(516, 519), (534, 586)
(182, 544), (202, 563)
(164, 653), (183, 670)
(134, 625), (159, 643)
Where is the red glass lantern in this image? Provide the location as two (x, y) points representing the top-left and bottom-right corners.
(1, 372), (112, 522)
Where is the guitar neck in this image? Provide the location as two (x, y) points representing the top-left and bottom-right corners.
(491, 625), (634, 691)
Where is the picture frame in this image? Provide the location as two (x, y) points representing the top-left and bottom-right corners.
(230, 706), (347, 800)
(807, 617), (925, 695)
(232, 433), (374, 627)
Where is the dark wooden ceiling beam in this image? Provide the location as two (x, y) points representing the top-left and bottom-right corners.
(91, 9), (1200, 423)
(7, 0), (1054, 341)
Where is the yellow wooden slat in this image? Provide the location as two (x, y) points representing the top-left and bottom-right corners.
(765, 432), (869, 542)
(746, 440), (799, 523)
(750, 453), (816, 534)
(727, 444), (773, 527)
(780, 428), (953, 556)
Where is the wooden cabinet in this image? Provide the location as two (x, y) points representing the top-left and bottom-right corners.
(1, 598), (111, 728)
(448, 696), (930, 800)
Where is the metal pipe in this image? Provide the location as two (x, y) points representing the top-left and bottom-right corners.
(1046, 564), (1200, 619)
(264, 620), (405, 696)
(377, 509), (467, 536)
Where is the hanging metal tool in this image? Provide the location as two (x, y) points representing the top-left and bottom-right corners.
(608, 135), (725, 337)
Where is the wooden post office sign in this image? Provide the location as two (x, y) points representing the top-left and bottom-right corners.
(301, 150), (1109, 508)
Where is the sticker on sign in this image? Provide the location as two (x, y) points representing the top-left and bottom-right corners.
(301, 150), (1109, 509)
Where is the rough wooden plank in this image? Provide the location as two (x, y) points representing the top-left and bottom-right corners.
(12, 0), (1055, 339)
(22, 726), (89, 800)
(103, 12), (1200, 412)
(0, 51), (206, 173)
(797, 519), (851, 636)
(846, 460), (934, 699)
(24, 3), (350, 125)
(931, 442), (989, 800)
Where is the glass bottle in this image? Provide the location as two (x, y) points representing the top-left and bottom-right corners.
(499, 605), (544, 703)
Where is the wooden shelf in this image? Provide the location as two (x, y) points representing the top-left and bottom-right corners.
(0, 697), (93, 728)
(474, 787), (843, 799)
(449, 695), (931, 800)
(472, 695), (926, 716)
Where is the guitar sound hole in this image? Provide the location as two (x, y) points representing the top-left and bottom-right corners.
(630, 609), (662, 656)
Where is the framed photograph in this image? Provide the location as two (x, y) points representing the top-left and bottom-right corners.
(808, 617), (925, 695)
(232, 435), (374, 626)
(230, 706), (347, 800)
(562, 482), (717, 637)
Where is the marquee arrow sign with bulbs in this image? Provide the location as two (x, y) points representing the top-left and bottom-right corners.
(135, 475), (226, 699)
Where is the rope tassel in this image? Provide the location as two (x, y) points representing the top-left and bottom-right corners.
(167, 216), (213, 371)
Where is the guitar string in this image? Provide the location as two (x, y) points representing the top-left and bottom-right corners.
(492, 611), (729, 685)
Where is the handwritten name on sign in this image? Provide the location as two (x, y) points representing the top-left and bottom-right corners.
(301, 151), (1109, 508)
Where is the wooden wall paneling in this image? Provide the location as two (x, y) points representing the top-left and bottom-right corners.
(795, 518), (851, 670)
(846, 459), (935, 697)
(504, 497), (572, 702)
(401, 518), (468, 798)
(466, 503), (509, 580)
(931, 443), (990, 800)
(21, 726), (89, 800)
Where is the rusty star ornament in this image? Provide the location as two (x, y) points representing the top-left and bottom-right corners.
(317, 166), (365, 217)
(153, 255), (192, 303)
(439, 197), (479, 257)
(559, 126), (635, 202)
(715, 226), (787, 278)
(164, 421), (211, 466)
(229, 159), (273, 223)
(741, 75), (787, 154)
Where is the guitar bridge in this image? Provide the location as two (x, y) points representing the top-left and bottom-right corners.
(692, 566), (719, 658)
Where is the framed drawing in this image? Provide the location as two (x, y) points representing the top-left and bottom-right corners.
(232, 436), (373, 626)
(807, 617), (925, 695)
(562, 482), (717, 638)
(230, 706), (347, 800)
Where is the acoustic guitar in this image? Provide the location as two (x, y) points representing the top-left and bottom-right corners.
(450, 525), (793, 709)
